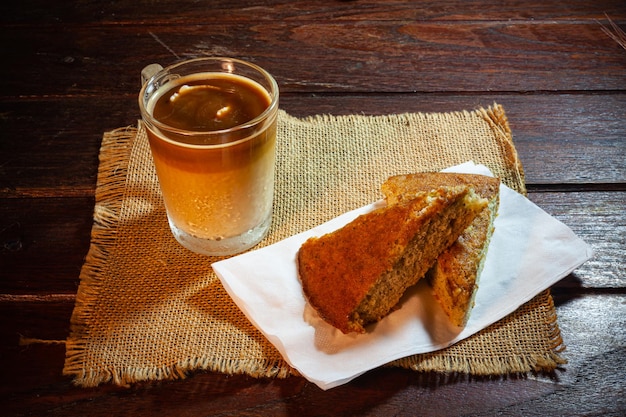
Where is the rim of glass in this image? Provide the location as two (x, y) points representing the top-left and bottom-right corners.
(139, 57), (279, 148)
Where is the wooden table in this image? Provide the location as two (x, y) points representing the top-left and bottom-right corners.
(1, 1), (624, 415)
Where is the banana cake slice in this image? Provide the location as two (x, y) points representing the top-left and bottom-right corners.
(297, 185), (487, 334)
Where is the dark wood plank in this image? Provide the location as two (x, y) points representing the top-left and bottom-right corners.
(1, 294), (624, 416)
(3, 20), (626, 98)
(1, 192), (622, 294)
(0, 98), (130, 196)
(529, 191), (625, 289)
(0, 198), (92, 294)
(2, 0), (624, 24)
(1, 94), (625, 196)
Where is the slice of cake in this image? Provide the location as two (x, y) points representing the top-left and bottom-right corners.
(381, 172), (500, 327)
(297, 185), (487, 334)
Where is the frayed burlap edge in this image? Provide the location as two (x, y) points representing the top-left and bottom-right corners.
(71, 357), (295, 389)
(477, 104), (526, 195)
(63, 126), (135, 385)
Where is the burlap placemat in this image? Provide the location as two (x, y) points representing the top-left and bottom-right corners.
(63, 104), (566, 387)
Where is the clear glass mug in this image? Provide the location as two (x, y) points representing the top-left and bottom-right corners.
(139, 57), (279, 256)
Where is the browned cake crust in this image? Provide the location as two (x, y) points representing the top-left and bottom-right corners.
(382, 172), (499, 204)
(381, 172), (500, 327)
(297, 185), (487, 334)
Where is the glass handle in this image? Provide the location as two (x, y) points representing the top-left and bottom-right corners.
(141, 64), (163, 86)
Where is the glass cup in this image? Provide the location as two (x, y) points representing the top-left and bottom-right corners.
(139, 57), (279, 256)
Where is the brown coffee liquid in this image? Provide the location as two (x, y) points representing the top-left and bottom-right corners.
(151, 73), (271, 135)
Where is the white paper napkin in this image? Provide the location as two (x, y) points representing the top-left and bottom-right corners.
(212, 161), (592, 390)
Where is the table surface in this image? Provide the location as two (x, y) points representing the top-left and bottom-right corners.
(1, 1), (625, 416)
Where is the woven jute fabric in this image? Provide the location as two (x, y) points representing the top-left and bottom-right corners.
(63, 104), (566, 387)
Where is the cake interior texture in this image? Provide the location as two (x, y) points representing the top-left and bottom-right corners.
(382, 172), (500, 327)
(427, 194), (498, 326)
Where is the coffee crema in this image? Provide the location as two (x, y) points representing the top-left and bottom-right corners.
(150, 72), (272, 144)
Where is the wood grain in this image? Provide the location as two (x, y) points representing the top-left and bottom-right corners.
(1, 191), (622, 293)
(2, 0), (625, 24)
(1, 94), (625, 196)
(1, 295), (624, 416)
(2, 20), (626, 97)
(1, 0), (624, 415)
